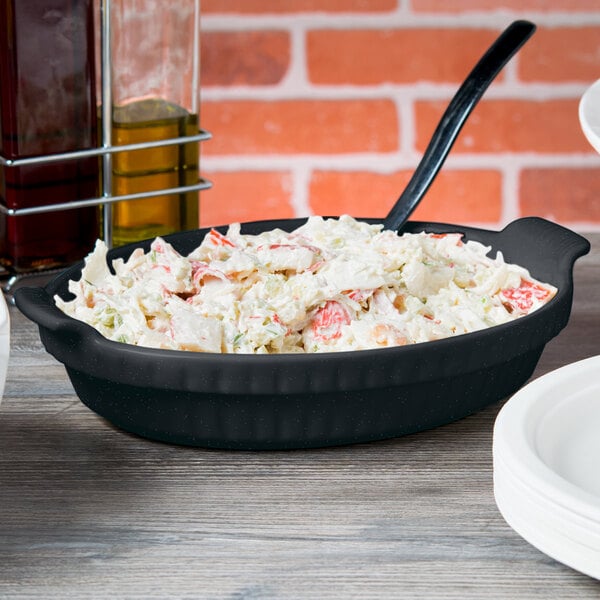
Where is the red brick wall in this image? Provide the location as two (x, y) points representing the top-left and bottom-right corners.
(199, 0), (600, 231)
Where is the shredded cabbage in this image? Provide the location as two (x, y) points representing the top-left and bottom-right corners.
(55, 215), (557, 354)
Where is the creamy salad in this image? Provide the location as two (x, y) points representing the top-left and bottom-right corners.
(55, 215), (557, 354)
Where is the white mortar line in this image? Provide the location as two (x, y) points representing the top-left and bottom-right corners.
(202, 12), (600, 32)
(201, 82), (595, 102)
(202, 152), (600, 172)
(290, 165), (313, 217)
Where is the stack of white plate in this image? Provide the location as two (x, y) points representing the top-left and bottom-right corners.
(493, 355), (600, 580)
(0, 292), (9, 405)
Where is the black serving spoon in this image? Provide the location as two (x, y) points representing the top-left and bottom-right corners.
(383, 20), (536, 232)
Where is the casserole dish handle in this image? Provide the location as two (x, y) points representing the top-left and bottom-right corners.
(14, 286), (85, 341)
(499, 217), (590, 268)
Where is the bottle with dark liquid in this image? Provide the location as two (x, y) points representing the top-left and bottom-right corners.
(109, 0), (200, 246)
(0, 0), (100, 274)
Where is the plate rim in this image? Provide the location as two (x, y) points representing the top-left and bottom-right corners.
(579, 78), (600, 154)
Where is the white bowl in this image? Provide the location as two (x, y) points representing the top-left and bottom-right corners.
(579, 78), (600, 154)
(0, 292), (9, 404)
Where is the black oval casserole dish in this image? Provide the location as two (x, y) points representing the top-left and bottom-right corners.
(15, 217), (590, 450)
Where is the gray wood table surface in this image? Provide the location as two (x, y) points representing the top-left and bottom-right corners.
(1, 233), (599, 599)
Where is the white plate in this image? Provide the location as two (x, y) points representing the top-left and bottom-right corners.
(493, 356), (600, 580)
(579, 79), (600, 154)
(0, 292), (9, 405)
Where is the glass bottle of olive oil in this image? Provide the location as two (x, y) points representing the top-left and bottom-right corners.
(109, 0), (200, 246)
(111, 99), (199, 246)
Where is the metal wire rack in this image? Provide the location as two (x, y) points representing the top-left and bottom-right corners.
(1, 0), (211, 295)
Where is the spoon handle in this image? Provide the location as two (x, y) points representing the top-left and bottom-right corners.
(383, 20), (536, 232)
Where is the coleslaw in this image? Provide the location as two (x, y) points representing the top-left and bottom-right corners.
(55, 215), (557, 354)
